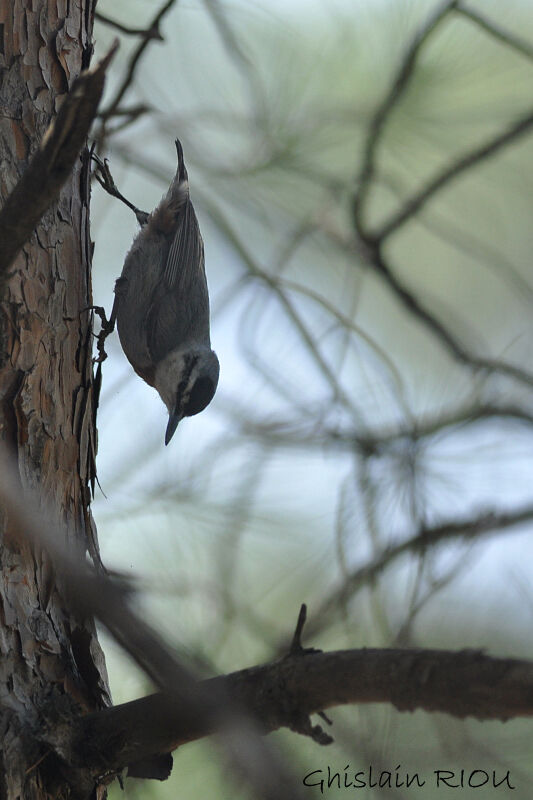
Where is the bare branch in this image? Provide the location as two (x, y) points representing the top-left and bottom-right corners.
(0, 42), (117, 281)
(74, 645), (533, 775)
(352, 0), (458, 234)
(202, 0), (266, 119)
(313, 212), (533, 390)
(305, 504), (533, 640)
(95, 11), (164, 40)
(0, 449), (307, 799)
(377, 170), (533, 307)
(373, 109), (533, 242)
(200, 193), (365, 421)
(363, 242), (533, 389)
(98, 0), (179, 129)
(347, 1), (533, 391)
(456, 3), (533, 62)
(221, 401), (533, 459)
(5, 450), (531, 785)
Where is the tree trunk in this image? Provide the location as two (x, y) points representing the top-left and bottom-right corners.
(0, 2), (111, 797)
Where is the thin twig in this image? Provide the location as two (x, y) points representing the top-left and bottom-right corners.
(317, 203), (533, 391)
(364, 241), (533, 388)
(348, 1), (533, 391)
(95, 11), (164, 40)
(304, 503), (533, 641)
(98, 0), (179, 129)
(0, 448), (306, 800)
(352, 0), (457, 234)
(373, 109), (533, 242)
(456, 3), (533, 62)
(378, 170), (533, 307)
(221, 400), (533, 462)
(202, 0), (266, 120)
(199, 192), (366, 422)
(289, 604), (308, 654)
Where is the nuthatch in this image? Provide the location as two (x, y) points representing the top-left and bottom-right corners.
(95, 140), (219, 445)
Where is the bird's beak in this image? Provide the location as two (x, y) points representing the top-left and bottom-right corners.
(165, 408), (182, 445)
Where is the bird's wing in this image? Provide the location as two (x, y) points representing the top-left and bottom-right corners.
(146, 199), (209, 363)
(163, 199), (203, 289)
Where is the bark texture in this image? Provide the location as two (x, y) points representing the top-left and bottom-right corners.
(0, 2), (110, 797)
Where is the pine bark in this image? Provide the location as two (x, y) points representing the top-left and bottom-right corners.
(0, 2), (110, 797)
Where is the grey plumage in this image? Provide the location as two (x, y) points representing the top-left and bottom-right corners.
(113, 139), (219, 444)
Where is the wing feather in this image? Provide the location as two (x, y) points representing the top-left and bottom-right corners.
(146, 198), (209, 363)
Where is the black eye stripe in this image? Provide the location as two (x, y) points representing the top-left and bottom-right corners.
(175, 355), (198, 400)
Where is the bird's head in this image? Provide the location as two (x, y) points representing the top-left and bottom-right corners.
(154, 347), (219, 445)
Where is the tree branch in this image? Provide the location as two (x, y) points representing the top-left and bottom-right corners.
(95, 11), (164, 40)
(97, 0), (179, 130)
(315, 203), (533, 390)
(363, 241), (533, 388)
(373, 109), (533, 243)
(347, 1), (533, 392)
(456, 3), (533, 63)
(72, 645), (533, 776)
(352, 0), (457, 234)
(0, 448), (306, 799)
(305, 503), (533, 639)
(224, 401), (533, 456)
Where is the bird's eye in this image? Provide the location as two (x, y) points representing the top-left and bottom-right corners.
(184, 376), (215, 417)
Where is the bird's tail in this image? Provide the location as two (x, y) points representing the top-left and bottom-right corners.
(175, 138), (188, 183)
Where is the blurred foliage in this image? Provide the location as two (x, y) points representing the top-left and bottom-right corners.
(91, 0), (533, 797)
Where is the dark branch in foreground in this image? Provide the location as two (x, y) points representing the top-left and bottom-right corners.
(0, 42), (117, 282)
(71, 646), (533, 776)
(3, 445), (532, 786)
(0, 449), (306, 800)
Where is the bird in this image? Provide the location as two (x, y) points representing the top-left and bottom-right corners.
(98, 139), (219, 445)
